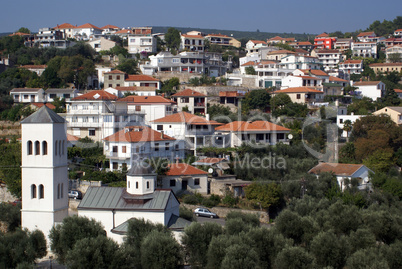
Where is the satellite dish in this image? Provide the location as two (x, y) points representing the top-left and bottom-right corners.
(208, 168), (214, 173)
(288, 134), (293, 140)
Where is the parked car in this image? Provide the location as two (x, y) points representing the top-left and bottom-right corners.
(194, 207), (218, 218)
(68, 190), (82, 199)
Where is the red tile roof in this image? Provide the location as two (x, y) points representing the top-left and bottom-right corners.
(115, 29), (134, 34)
(395, 29), (402, 32)
(105, 69), (125, 74)
(54, 23), (76, 29)
(166, 163), (208, 176)
(118, 96), (175, 104)
(273, 87), (324, 94)
(357, 31), (375, 37)
(152, 112), (222, 125)
(31, 103), (56, 109)
(125, 75), (159, 82)
(215, 121), (290, 132)
(104, 126), (175, 143)
(299, 69), (329, 76)
(353, 81), (382, 86)
(172, 89), (205, 97)
(9, 32), (31, 36)
(76, 23), (102, 30)
(72, 90), (118, 101)
(308, 162), (368, 176)
(298, 41), (313, 45)
(241, 61), (258, 66)
(329, 76), (348, 82)
(207, 33), (229, 38)
(393, 89), (402, 93)
(19, 65), (47, 69)
(269, 36), (284, 41)
(115, 86), (156, 92)
(67, 133), (80, 142)
(316, 33), (329, 38)
(299, 76), (320, 80)
(101, 25), (120, 30)
(219, 91), (245, 97)
(369, 63), (402, 67)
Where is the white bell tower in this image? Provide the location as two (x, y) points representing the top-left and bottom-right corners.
(126, 159), (157, 195)
(21, 105), (69, 241)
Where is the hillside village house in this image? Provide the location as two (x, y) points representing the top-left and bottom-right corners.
(116, 95), (176, 123)
(101, 25), (120, 35)
(311, 49), (343, 72)
(53, 23), (76, 39)
(265, 50), (296, 61)
(205, 33), (241, 48)
(373, 106), (402, 125)
(180, 34), (205, 52)
(161, 163), (209, 195)
(314, 33), (336, 50)
(103, 70), (160, 89)
(10, 88), (45, 103)
(281, 75), (323, 90)
(215, 121), (290, 147)
(273, 87), (324, 105)
(369, 63), (402, 75)
(334, 38), (353, 52)
(65, 90), (145, 141)
(127, 27), (156, 54)
(171, 89), (207, 115)
(351, 42), (377, 58)
(72, 23), (103, 40)
(309, 162), (373, 191)
(352, 81), (385, 100)
(255, 60), (294, 88)
(151, 112), (223, 155)
(394, 89), (402, 99)
(105, 86), (156, 98)
(245, 40), (268, 54)
(356, 31), (377, 43)
(45, 88), (79, 102)
(219, 91), (245, 110)
(279, 54), (322, 70)
(339, 60), (364, 75)
(385, 45), (402, 62)
(384, 37), (402, 48)
(78, 161), (185, 244)
(87, 37), (116, 52)
(103, 126), (184, 171)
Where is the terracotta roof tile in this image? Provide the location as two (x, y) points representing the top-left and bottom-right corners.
(393, 89), (402, 93)
(353, 81), (382, 86)
(316, 33), (329, 38)
(101, 25), (120, 30)
(181, 34), (204, 39)
(166, 163), (208, 176)
(30, 103), (56, 109)
(329, 76), (348, 82)
(340, 60), (362, 64)
(115, 29), (134, 34)
(152, 112), (222, 125)
(104, 126), (175, 143)
(105, 69), (126, 74)
(125, 75), (159, 82)
(76, 23), (102, 30)
(273, 87), (324, 94)
(357, 31), (375, 37)
(216, 121), (290, 132)
(67, 133), (80, 142)
(172, 89), (205, 97)
(219, 91), (244, 97)
(54, 23), (76, 29)
(72, 90), (118, 101)
(297, 41), (313, 45)
(241, 61), (258, 66)
(9, 32), (31, 36)
(308, 162), (367, 176)
(19, 65), (47, 69)
(369, 63), (402, 67)
(115, 86), (156, 92)
(299, 69), (329, 76)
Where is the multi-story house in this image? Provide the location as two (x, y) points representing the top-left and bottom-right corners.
(10, 88), (45, 103)
(267, 36), (295, 44)
(273, 87), (324, 105)
(279, 54), (322, 70)
(373, 106), (402, 125)
(215, 121), (290, 147)
(314, 33), (337, 50)
(351, 42), (377, 58)
(352, 81), (385, 100)
(281, 75), (323, 90)
(117, 95), (176, 123)
(141, 51), (227, 77)
(293, 69), (329, 82)
(334, 38), (353, 52)
(255, 61), (294, 88)
(87, 37), (116, 52)
(101, 25), (120, 36)
(172, 89), (207, 115)
(180, 34), (204, 52)
(311, 49), (343, 72)
(103, 70), (160, 89)
(356, 31), (377, 43)
(369, 63), (402, 74)
(65, 90), (145, 141)
(266, 50), (296, 61)
(205, 33), (241, 48)
(291, 41), (314, 52)
(128, 28), (156, 54)
(339, 60), (363, 75)
(219, 91), (245, 111)
(384, 37), (402, 48)
(394, 29), (402, 38)
(35, 28), (67, 48)
(151, 112), (223, 155)
(105, 86), (156, 98)
(53, 23), (76, 39)
(45, 88), (79, 102)
(72, 23), (103, 41)
(103, 126), (184, 171)
(385, 45), (402, 62)
(245, 40), (268, 54)
(103, 70), (126, 88)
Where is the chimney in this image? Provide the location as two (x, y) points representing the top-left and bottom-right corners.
(160, 131), (164, 139)
(206, 114), (210, 121)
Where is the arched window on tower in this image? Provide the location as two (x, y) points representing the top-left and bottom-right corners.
(27, 141), (33, 155)
(57, 184), (60, 199)
(61, 183), (64, 198)
(35, 141), (40, 155)
(59, 140), (62, 156)
(31, 184), (36, 199)
(55, 141), (58, 156)
(39, 184), (44, 199)
(62, 140), (65, 155)
(42, 141), (48, 155)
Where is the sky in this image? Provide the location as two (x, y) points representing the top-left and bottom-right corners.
(1, 0), (401, 35)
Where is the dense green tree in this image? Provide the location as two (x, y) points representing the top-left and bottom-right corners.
(181, 222), (223, 268)
(49, 215), (106, 264)
(206, 234), (244, 269)
(274, 246), (315, 269)
(0, 142), (21, 197)
(244, 182), (283, 210)
(388, 53), (402, 63)
(165, 28), (181, 52)
(159, 77), (180, 96)
(348, 228), (376, 253)
(242, 89), (271, 113)
(220, 243), (259, 269)
(346, 247), (389, 269)
(140, 230), (182, 269)
(116, 58), (139, 74)
(0, 202), (21, 231)
(245, 66), (256, 75)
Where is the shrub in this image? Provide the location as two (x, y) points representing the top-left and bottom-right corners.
(183, 194), (201, 205)
(179, 206), (195, 222)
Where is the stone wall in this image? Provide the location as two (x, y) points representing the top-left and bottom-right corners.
(182, 85), (250, 96)
(0, 184), (17, 203)
(180, 203), (269, 223)
(0, 121), (21, 137)
(155, 72), (202, 83)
